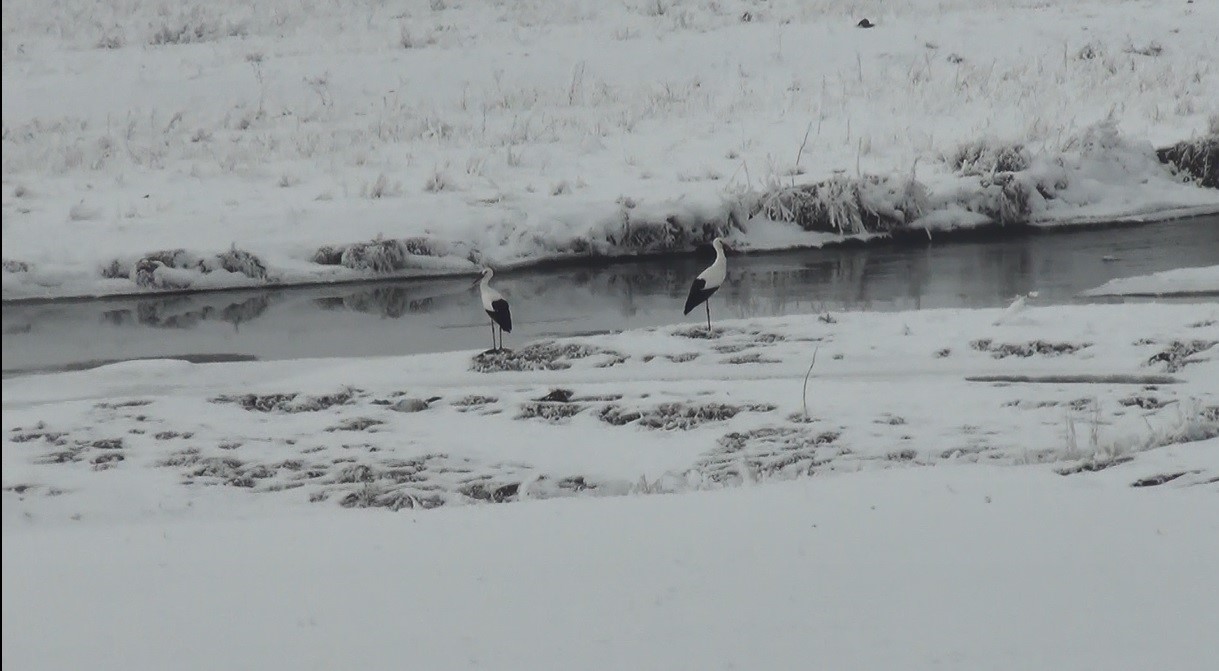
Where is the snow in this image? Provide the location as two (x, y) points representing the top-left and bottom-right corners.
(5, 301), (1219, 668)
(4, 302), (1217, 519)
(4, 0), (1219, 300)
(1082, 264), (1219, 297)
(5, 1), (1219, 661)
(5, 463), (1219, 671)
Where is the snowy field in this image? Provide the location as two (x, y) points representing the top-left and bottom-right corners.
(4, 301), (1218, 668)
(4, 0), (1219, 299)
(5, 464), (1218, 670)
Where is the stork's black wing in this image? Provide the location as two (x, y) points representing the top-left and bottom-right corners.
(487, 298), (512, 332)
(683, 278), (718, 315)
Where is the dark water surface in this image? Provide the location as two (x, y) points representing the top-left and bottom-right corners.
(4, 217), (1217, 377)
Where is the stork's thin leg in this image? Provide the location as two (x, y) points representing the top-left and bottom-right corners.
(706, 301), (712, 333)
(496, 325), (503, 351)
(490, 322), (496, 351)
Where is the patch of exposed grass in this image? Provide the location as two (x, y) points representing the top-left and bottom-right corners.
(672, 325), (729, 339)
(970, 339), (1090, 358)
(694, 427), (840, 484)
(94, 399), (153, 409)
(325, 417), (385, 432)
(101, 247), (269, 288)
(471, 341), (625, 372)
(723, 352), (781, 365)
(1118, 395), (1173, 410)
(599, 401), (776, 430)
(310, 236), (457, 272)
(1056, 456), (1134, 475)
(948, 140), (1030, 175)
(516, 402), (586, 422)
(755, 173), (928, 234)
(452, 394), (497, 408)
(1147, 339), (1216, 372)
(212, 388), (359, 412)
(9, 428), (68, 445)
(1130, 472), (1188, 487)
(1156, 134), (1218, 189)
(339, 483), (444, 510)
(600, 211), (735, 256)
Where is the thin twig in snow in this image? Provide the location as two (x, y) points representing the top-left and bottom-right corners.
(793, 121), (813, 187)
(802, 347), (819, 420)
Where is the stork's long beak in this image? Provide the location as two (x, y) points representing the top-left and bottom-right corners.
(470, 276), (482, 289)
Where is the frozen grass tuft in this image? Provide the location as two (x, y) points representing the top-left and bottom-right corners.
(598, 401), (776, 430)
(100, 247), (269, 287)
(1124, 41), (1163, 57)
(3, 259), (32, 273)
(211, 388), (359, 413)
(1076, 42), (1105, 60)
(472, 341), (626, 373)
(423, 169), (453, 193)
(597, 205), (739, 256)
(1156, 134), (1218, 189)
(755, 174), (928, 234)
(94, 29), (125, 49)
(516, 402), (587, 422)
(1059, 400), (1219, 475)
(453, 395), (497, 409)
(364, 173), (402, 199)
(210, 247), (268, 279)
(693, 427), (841, 485)
(949, 140), (1030, 175)
(963, 172), (1037, 226)
(149, 8), (249, 46)
(1146, 339), (1217, 372)
(971, 339), (1091, 358)
(314, 237), (450, 273)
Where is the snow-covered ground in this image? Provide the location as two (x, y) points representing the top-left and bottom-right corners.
(4, 0), (1219, 300)
(6, 462), (1219, 671)
(4, 301), (1218, 668)
(5, 302), (1217, 519)
(1083, 264), (1219, 297)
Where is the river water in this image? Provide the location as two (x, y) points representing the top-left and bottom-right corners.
(4, 217), (1217, 377)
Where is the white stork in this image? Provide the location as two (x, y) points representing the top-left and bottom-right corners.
(683, 237), (727, 332)
(477, 268), (512, 351)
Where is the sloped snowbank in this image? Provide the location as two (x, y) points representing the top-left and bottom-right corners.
(4, 0), (1218, 299)
(1082, 265), (1219, 297)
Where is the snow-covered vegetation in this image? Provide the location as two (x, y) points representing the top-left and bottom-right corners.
(4, 0), (1219, 299)
(6, 302), (1216, 516)
(4, 302), (1218, 668)
(4, 4), (1219, 665)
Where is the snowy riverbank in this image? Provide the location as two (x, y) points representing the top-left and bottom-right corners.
(4, 0), (1219, 300)
(1083, 264), (1219, 297)
(5, 302), (1216, 517)
(4, 301), (1218, 669)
